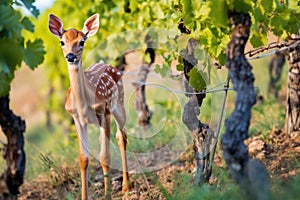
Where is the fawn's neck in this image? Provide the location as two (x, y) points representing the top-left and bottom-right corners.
(67, 62), (89, 110)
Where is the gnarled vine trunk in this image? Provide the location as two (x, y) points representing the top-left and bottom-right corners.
(181, 38), (214, 185)
(0, 96), (26, 199)
(268, 52), (285, 98)
(132, 35), (154, 126)
(285, 34), (300, 135)
(221, 13), (269, 199)
(132, 64), (152, 126)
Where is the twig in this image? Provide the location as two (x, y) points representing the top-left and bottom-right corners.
(245, 39), (300, 60)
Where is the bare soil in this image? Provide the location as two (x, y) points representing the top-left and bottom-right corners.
(17, 128), (300, 200)
(2, 66), (300, 200)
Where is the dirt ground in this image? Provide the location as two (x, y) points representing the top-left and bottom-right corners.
(17, 128), (300, 200)
(3, 58), (300, 199)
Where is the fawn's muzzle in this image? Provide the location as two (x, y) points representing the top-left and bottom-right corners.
(66, 53), (77, 63)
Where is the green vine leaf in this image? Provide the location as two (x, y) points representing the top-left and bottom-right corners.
(261, 0), (273, 13)
(253, 7), (264, 23)
(24, 39), (45, 70)
(209, 0), (228, 27)
(154, 63), (170, 78)
(0, 71), (14, 97)
(188, 68), (207, 91)
(0, 5), (22, 31)
(177, 34), (190, 53)
(182, 0), (194, 27)
(226, 0), (253, 13)
(270, 14), (286, 36)
(176, 63), (184, 71)
(129, 0), (138, 12)
(250, 31), (267, 48)
(21, 16), (34, 32)
(0, 38), (24, 70)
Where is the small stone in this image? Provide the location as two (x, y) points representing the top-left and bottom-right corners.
(290, 131), (300, 139)
(248, 138), (265, 155)
(94, 181), (104, 188)
(112, 180), (122, 191)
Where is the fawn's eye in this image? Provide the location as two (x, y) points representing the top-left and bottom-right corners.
(79, 40), (85, 49)
(60, 41), (65, 46)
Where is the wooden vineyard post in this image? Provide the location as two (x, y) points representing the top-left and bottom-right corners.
(221, 12), (270, 199)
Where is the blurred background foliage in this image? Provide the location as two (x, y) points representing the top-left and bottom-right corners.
(0, 0), (45, 97)
(35, 0), (300, 128)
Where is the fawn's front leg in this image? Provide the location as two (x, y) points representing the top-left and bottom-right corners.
(73, 117), (89, 200)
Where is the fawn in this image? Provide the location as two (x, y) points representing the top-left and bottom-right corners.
(48, 14), (129, 199)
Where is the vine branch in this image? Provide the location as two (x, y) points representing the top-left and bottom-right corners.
(245, 39), (300, 60)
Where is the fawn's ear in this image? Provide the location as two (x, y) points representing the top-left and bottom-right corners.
(82, 14), (99, 38)
(48, 14), (64, 38)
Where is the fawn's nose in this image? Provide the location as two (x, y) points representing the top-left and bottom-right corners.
(66, 53), (77, 63)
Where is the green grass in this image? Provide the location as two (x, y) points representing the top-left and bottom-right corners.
(24, 125), (79, 180)
(250, 98), (286, 140)
(170, 167), (243, 200)
(271, 175), (300, 200)
(169, 170), (300, 200)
